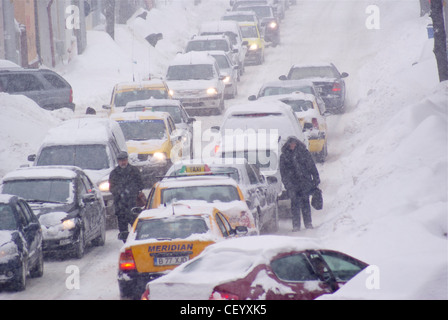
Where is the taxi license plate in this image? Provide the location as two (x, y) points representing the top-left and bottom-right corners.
(154, 256), (189, 266)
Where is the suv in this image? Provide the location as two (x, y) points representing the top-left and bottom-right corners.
(165, 52), (226, 115)
(102, 80), (171, 115)
(198, 21), (248, 77)
(27, 118), (128, 228)
(279, 63), (349, 114)
(0, 68), (75, 111)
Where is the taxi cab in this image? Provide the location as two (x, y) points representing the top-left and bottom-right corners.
(239, 21), (265, 65)
(110, 111), (187, 188)
(145, 173), (257, 233)
(117, 204), (248, 299)
(102, 80), (171, 115)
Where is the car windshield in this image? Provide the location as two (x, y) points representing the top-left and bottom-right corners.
(185, 40), (230, 52)
(166, 64), (214, 81)
(161, 185), (240, 204)
(240, 25), (258, 38)
(37, 145), (110, 170)
(114, 89), (168, 107)
(151, 106), (182, 123)
(135, 216), (208, 240)
(0, 204), (17, 231)
(211, 55), (231, 70)
(117, 120), (166, 141)
(281, 100), (314, 112)
(3, 179), (74, 204)
(289, 66), (339, 79)
(222, 150), (277, 171)
(170, 167), (240, 183)
(259, 85), (313, 97)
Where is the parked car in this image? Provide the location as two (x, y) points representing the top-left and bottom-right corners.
(165, 52), (226, 115)
(166, 158), (279, 232)
(208, 50), (239, 98)
(213, 100), (308, 201)
(0, 68), (75, 111)
(1, 166), (106, 259)
(110, 111), (189, 188)
(0, 194), (44, 291)
(27, 118), (128, 228)
(279, 63), (349, 113)
(248, 79), (326, 111)
(142, 235), (368, 300)
(146, 174), (261, 233)
(259, 92), (329, 162)
(235, 4), (280, 46)
(239, 21), (265, 65)
(102, 80), (171, 115)
(221, 10), (261, 28)
(198, 21), (248, 77)
(118, 204), (248, 299)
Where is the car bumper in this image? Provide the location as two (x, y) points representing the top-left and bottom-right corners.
(178, 95), (222, 110)
(42, 230), (80, 254)
(118, 270), (167, 299)
(0, 256), (21, 283)
(308, 137), (326, 154)
(245, 49), (263, 63)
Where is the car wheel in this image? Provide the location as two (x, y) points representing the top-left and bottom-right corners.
(13, 259), (27, 291)
(92, 216), (106, 247)
(74, 228), (85, 259)
(29, 249), (44, 278)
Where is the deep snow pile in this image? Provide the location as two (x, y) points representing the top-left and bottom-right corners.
(0, 0), (446, 299)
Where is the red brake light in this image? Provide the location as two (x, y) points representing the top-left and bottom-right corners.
(119, 249), (136, 271)
(209, 290), (239, 300)
(141, 288), (150, 300)
(69, 88), (73, 103)
(332, 82), (342, 92)
(312, 118), (319, 129)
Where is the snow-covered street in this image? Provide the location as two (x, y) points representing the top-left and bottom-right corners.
(0, 0), (446, 300)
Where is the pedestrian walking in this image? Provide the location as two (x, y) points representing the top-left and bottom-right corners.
(109, 151), (144, 240)
(279, 136), (321, 231)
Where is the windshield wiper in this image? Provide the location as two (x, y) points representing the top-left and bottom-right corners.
(27, 199), (64, 204)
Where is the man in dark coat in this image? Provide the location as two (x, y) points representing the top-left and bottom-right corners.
(109, 151), (144, 239)
(279, 136), (320, 231)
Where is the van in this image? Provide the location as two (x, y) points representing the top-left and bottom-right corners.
(27, 118), (127, 226)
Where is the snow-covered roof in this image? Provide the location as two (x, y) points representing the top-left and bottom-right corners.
(199, 20), (240, 34)
(169, 51), (217, 66)
(261, 79), (315, 89)
(125, 98), (181, 108)
(113, 79), (167, 90)
(159, 175), (239, 188)
(138, 203), (216, 220)
(110, 110), (171, 121)
(2, 166), (79, 181)
(223, 99), (292, 116)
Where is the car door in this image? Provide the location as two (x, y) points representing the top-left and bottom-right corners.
(268, 252), (335, 300)
(317, 250), (368, 286)
(16, 200), (42, 265)
(77, 175), (95, 242)
(80, 173), (104, 239)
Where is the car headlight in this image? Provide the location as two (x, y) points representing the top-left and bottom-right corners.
(168, 89), (174, 97)
(62, 218), (77, 231)
(269, 21), (278, 29)
(222, 76), (231, 84)
(153, 152), (167, 161)
(0, 242), (19, 259)
(206, 87), (218, 95)
(249, 43), (258, 51)
(98, 180), (110, 192)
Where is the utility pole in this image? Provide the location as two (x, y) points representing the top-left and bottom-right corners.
(430, 0), (448, 81)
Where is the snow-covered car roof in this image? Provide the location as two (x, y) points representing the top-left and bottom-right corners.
(2, 166), (79, 182)
(110, 110), (171, 121)
(224, 99), (292, 116)
(137, 203), (217, 220)
(199, 20), (241, 34)
(113, 79), (168, 90)
(169, 51), (218, 66)
(159, 175), (240, 188)
(261, 79), (316, 89)
(125, 98), (182, 109)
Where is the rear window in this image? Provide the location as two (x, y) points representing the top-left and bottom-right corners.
(0, 73), (44, 92)
(114, 89), (168, 107)
(288, 66), (338, 80)
(37, 145), (110, 170)
(186, 40), (230, 52)
(42, 73), (68, 88)
(166, 64), (215, 81)
(117, 119), (166, 141)
(259, 85), (313, 97)
(135, 216), (208, 240)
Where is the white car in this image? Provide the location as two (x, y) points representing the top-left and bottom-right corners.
(208, 50), (239, 99)
(165, 52), (226, 115)
(213, 100), (307, 199)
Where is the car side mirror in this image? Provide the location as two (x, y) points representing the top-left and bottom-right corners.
(341, 72), (349, 78)
(131, 207), (143, 219)
(278, 75), (287, 80)
(102, 104), (111, 110)
(242, 40), (248, 46)
(187, 117), (196, 124)
(82, 193), (96, 203)
(266, 176), (278, 184)
(211, 125), (220, 132)
(27, 154), (36, 162)
(248, 95), (257, 101)
(232, 225), (248, 236)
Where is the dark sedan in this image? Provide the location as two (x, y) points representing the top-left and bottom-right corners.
(142, 235), (368, 300)
(280, 63), (348, 113)
(1, 166), (106, 259)
(0, 194), (44, 291)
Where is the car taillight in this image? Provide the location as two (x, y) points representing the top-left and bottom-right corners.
(332, 82), (342, 92)
(69, 88), (73, 103)
(209, 290), (239, 300)
(119, 249), (136, 271)
(141, 288), (150, 300)
(312, 118), (319, 129)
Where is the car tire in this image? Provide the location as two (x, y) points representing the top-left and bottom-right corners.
(13, 259), (27, 291)
(92, 216), (106, 247)
(74, 228), (85, 259)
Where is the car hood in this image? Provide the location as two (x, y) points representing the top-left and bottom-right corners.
(0, 230), (14, 247)
(149, 281), (215, 300)
(126, 139), (167, 154)
(166, 79), (219, 91)
(28, 202), (75, 218)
